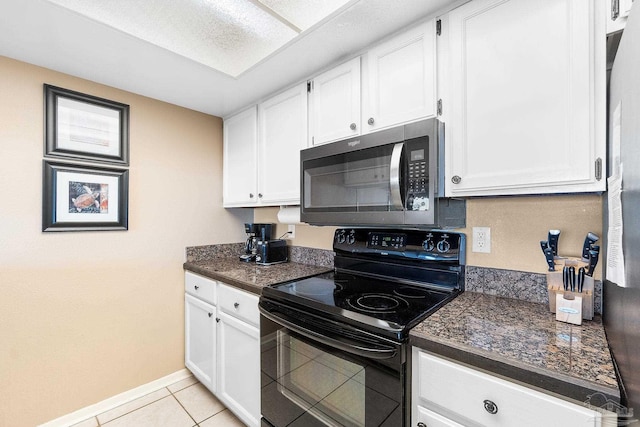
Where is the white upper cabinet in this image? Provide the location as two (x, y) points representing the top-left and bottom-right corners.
(258, 82), (308, 205)
(443, 0), (606, 196)
(308, 57), (361, 146)
(223, 106), (258, 207)
(223, 83), (308, 207)
(362, 19), (437, 133)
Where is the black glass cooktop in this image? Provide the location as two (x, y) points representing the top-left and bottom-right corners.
(262, 271), (454, 334)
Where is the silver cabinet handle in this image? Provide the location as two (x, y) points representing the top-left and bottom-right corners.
(234, 302), (240, 308)
(208, 312), (213, 318)
(483, 399), (498, 414)
(350, 122), (356, 130)
(417, 423), (427, 427)
(249, 193), (254, 198)
(258, 193), (263, 198)
(367, 117), (375, 125)
(389, 142), (404, 210)
(216, 318), (220, 323)
(194, 285), (199, 290)
(451, 175), (462, 184)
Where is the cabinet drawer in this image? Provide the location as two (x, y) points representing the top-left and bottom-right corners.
(185, 272), (217, 305)
(415, 351), (601, 427)
(415, 405), (464, 427)
(218, 283), (259, 327)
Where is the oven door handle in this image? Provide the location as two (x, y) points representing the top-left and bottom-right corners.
(259, 306), (398, 360)
(389, 142), (404, 210)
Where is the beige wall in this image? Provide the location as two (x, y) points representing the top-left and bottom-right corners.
(0, 56), (250, 426)
(255, 194), (603, 277)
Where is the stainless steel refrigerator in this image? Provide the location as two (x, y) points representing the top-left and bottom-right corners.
(605, 2), (640, 420)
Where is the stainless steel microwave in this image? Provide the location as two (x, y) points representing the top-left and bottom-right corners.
(300, 119), (465, 228)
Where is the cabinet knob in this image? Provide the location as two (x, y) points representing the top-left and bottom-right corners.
(350, 122), (357, 130)
(258, 193), (263, 198)
(483, 399), (498, 414)
(417, 423), (427, 427)
(367, 117), (375, 125)
(194, 285), (199, 290)
(216, 318), (220, 323)
(208, 312), (213, 318)
(234, 302), (240, 308)
(249, 193), (254, 198)
(451, 175), (462, 184)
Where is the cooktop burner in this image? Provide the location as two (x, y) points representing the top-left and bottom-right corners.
(265, 271), (452, 331)
(347, 293), (409, 313)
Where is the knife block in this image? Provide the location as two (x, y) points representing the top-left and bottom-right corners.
(547, 258), (594, 322)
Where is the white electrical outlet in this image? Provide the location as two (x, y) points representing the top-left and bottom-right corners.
(472, 227), (491, 253)
(287, 224), (295, 239)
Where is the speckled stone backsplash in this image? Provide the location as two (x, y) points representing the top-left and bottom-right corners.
(186, 243), (334, 268)
(186, 243), (245, 262)
(288, 246), (334, 267)
(465, 266), (602, 314)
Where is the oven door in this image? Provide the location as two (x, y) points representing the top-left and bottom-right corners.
(259, 302), (405, 427)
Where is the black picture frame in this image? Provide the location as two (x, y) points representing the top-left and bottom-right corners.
(43, 160), (129, 232)
(44, 84), (130, 165)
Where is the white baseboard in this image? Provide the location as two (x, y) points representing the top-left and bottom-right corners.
(38, 368), (193, 427)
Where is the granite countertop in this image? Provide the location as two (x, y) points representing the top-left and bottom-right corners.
(410, 292), (620, 404)
(183, 257), (332, 295)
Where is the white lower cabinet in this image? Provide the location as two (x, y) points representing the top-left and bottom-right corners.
(184, 272), (260, 427)
(185, 293), (216, 393)
(412, 348), (612, 427)
(217, 286), (260, 427)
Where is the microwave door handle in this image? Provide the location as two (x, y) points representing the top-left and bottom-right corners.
(389, 142), (404, 209)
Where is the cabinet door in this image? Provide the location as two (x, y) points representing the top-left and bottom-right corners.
(223, 106), (258, 206)
(217, 311), (260, 427)
(258, 83), (308, 205)
(185, 294), (216, 393)
(445, 0), (605, 196)
(309, 57), (361, 146)
(363, 20), (437, 133)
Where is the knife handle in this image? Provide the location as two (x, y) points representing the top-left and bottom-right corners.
(569, 266), (576, 292)
(587, 249), (599, 276)
(581, 232), (599, 260)
(543, 247), (555, 271)
(548, 230), (560, 257)
(563, 266), (569, 291)
(577, 267), (585, 293)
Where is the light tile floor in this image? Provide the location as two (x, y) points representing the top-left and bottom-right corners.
(71, 376), (246, 427)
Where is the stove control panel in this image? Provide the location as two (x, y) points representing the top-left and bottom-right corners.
(333, 228), (465, 264)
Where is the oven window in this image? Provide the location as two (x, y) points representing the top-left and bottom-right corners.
(302, 144), (398, 212)
(261, 328), (402, 427)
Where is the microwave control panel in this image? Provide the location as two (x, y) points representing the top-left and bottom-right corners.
(407, 145), (429, 211)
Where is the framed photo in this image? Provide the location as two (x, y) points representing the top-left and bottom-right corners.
(43, 161), (129, 232)
(44, 84), (129, 165)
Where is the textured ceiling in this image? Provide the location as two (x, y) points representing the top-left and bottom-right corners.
(0, 0), (459, 117)
(45, 0), (353, 77)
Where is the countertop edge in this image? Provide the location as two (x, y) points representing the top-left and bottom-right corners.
(183, 262), (263, 294)
(409, 334), (621, 405)
(183, 260), (333, 296)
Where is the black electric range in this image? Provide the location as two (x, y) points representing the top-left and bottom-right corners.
(261, 228), (465, 342)
(259, 228), (466, 427)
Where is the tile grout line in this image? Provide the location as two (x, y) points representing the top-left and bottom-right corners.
(168, 387), (199, 426)
(96, 387), (174, 426)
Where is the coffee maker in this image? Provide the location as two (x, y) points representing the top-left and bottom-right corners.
(240, 223), (274, 262)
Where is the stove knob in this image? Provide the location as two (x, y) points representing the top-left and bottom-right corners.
(336, 230), (346, 244)
(437, 239), (451, 253)
(422, 239), (435, 251)
(347, 230), (356, 244)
